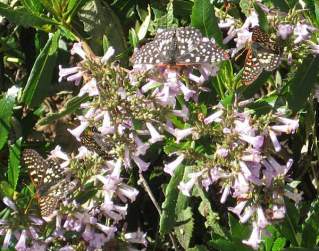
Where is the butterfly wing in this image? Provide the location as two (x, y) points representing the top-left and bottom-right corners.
(242, 48), (263, 85)
(176, 27), (229, 64)
(22, 149), (76, 221)
(256, 51), (281, 71)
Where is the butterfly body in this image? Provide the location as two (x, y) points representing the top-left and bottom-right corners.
(22, 149), (77, 222)
(131, 27), (229, 66)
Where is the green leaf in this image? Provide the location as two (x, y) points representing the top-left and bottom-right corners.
(272, 0), (289, 12)
(0, 3), (56, 28)
(0, 88), (18, 150)
(209, 239), (253, 251)
(239, 0), (252, 16)
(137, 5), (151, 41)
(272, 238), (286, 251)
(188, 245), (209, 251)
(0, 181), (15, 198)
(191, 0), (223, 46)
(37, 95), (90, 125)
(174, 207), (194, 249)
(193, 186), (226, 237)
(21, 31), (60, 108)
(228, 214), (251, 240)
(78, 0), (127, 63)
(315, 1), (319, 25)
(253, 2), (269, 32)
(65, 0), (90, 19)
(159, 164), (185, 234)
(301, 199), (319, 247)
(287, 55), (319, 112)
(278, 200), (300, 246)
(285, 248), (319, 251)
(22, 0), (44, 14)
(7, 138), (22, 190)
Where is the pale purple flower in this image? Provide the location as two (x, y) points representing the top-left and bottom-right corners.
(228, 200), (248, 217)
(98, 111), (115, 135)
(216, 147), (229, 158)
(179, 82), (196, 101)
(95, 224), (116, 240)
(218, 18), (235, 29)
(89, 233), (108, 249)
(204, 110), (223, 124)
(310, 43), (319, 54)
(232, 173), (250, 198)
(164, 154), (185, 176)
(188, 73), (206, 84)
(27, 242), (47, 251)
(257, 207), (269, 228)
(293, 23), (316, 44)
(49, 145), (70, 168)
(277, 24), (293, 40)
(132, 156), (150, 172)
(2, 229), (12, 249)
(243, 11), (259, 29)
(63, 217), (82, 232)
(239, 161), (262, 185)
(284, 190), (303, 203)
(15, 230), (27, 251)
(271, 204), (286, 219)
(71, 42), (86, 59)
(59, 246), (75, 251)
(242, 223), (261, 250)
(101, 197), (127, 222)
(274, 116), (299, 133)
(266, 156), (292, 177)
(78, 78), (99, 97)
(117, 184), (139, 203)
(269, 129), (281, 152)
(199, 63), (220, 78)
(146, 122), (164, 144)
(234, 117), (254, 135)
(172, 127), (194, 143)
(239, 205), (256, 224)
(239, 134), (264, 149)
(155, 85), (175, 107)
(3, 197), (17, 211)
(58, 65), (83, 85)
(134, 135), (150, 156)
(68, 120), (89, 141)
(141, 80), (160, 93)
(220, 185), (231, 203)
(101, 47), (115, 64)
(178, 171), (202, 196)
(234, 28), (252, 50)
(171, 105), (189, 121)
(75, 146), (91, 159)
(124, 229), (147, 246)
(241, 149), (262, 163)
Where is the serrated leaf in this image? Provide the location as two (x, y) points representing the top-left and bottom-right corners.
(0, 92), (16, 150)
(193, 186), (226, 237)
(37, 95), (90, 125)
(301, 199), (319, 247)
(7, 138), (22, 191)
(159, 164), (185, 234)
(21, 31), (60, 107)
(0, 3), (56, 28)
(287, 55), (319, 112)
(174, 207), (193, 249)
(191, 0), (223, 46)
(78, 0), (127, 63)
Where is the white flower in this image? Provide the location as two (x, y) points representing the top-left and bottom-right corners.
(101, 47), (115, 64)
(178, 172), (202, 196)
(78, 78), (99, 97)
(68, 119), (89, 141)
(132, 156), (150, 172)
(98, 111), (115, 135)
(242, 223), (261, 250)
(164, 154), (185, 176)
(6, 85), (20, 98)
(204, 110), (223, 124)
(146, 122), (164, 144)
(71, 42), (86, 59)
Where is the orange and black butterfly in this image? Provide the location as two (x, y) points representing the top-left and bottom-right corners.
(242, 26), (282, 85)
(22, 149), (77, 221)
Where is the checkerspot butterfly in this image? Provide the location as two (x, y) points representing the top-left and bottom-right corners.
(22, 149), (77, 221)
(131, 27), (229, 66)
(242, 26), (282, 85)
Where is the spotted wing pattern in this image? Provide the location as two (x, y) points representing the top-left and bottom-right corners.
(22, 149), (76, 221)
(242, 26), (281, 85)
(132, 27), (229, 65)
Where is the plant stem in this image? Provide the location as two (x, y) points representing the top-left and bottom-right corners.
(138, 173), (179, 251)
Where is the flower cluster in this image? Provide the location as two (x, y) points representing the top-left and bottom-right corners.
(165, 103), (301, 249)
